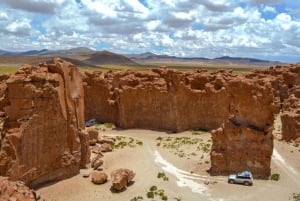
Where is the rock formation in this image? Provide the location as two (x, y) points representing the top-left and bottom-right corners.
(0, 59), (89, 187)
(210, 75), (276, 178)
(0, 176), (37, 201)
(87, 127), (98, 145)
(83, 67), (280, 177)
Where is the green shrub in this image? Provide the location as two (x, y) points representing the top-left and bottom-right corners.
(150, 185), (157, 191)
(290, 193), (300, 201)
(161, 195), (168, 200)
(157, 172), (165, 179)
(270, 173), (280, 181)
(130, 196), (143, 201)
(147, 191), (154, 199)
(103, 122), (114, 128)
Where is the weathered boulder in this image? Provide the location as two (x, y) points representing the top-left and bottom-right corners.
(0, 59), (89, 187)
(91, 154), (103, 170)
(91, 171), (107, 185)
(91, 145), (103, 154)
(98, 136), (115, 145)
(87, 127), (99, 145)
(101, 143), (113, 152)
(0, 176), (37, 201)
(110, 168), (135, 191)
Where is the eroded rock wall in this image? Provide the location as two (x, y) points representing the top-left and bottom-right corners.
(0, 59), (89, 187)
(247, 64), (300, 141)
(84, 69), (238, 132)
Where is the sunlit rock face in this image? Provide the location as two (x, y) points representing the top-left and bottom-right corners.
(0, 59), (89, 187)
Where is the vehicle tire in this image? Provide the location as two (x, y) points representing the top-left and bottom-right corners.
(228, 180), (234, 184)
(244, 181), (250, 186)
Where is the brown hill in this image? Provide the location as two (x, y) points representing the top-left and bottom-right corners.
(84, 51), (138, 66)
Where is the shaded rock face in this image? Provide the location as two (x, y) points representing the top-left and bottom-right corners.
(281, 88), (300, 141)
(0, 59), (89, 187)
(0, 176), (37, 201)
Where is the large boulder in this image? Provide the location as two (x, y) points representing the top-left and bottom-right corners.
(91, 171), (108, 185)
(0, 59), (89, 187)
(101, 143), (113, 152)
(110, 168), (135, 191)
(87, 127), (98, 145)
(91, 154), (103, 170)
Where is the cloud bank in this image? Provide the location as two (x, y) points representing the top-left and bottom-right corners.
(0, 0), (299, 62)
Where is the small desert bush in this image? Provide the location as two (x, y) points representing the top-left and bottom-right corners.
(270, 173), (280, 181)
(130, 196), (143, 201)
(146, 191), (154, 199)
(103, 122), (115, 128)
(157, 172), (169, 181)
(290, 193), (300, 201)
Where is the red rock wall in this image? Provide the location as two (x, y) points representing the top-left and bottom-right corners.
(0, 59), (89, 187)
(83, 69), (237, 132)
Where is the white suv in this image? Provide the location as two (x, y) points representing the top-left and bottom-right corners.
(228, 171), (253, 186)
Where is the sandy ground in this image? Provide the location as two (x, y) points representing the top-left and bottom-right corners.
(37, 125), (300, 201)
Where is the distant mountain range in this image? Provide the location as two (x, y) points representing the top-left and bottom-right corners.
(0, 47), (94, 56)
(0, 47), (284, 67)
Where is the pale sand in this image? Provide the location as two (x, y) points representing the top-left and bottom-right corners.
(37, 128), (300, 201)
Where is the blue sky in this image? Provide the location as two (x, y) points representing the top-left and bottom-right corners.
(0, 0), (299, 62)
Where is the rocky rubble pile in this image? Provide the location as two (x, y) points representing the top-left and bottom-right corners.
(0, 176), (38, 201)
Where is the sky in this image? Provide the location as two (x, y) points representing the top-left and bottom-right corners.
(0, 0), (300, 62)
